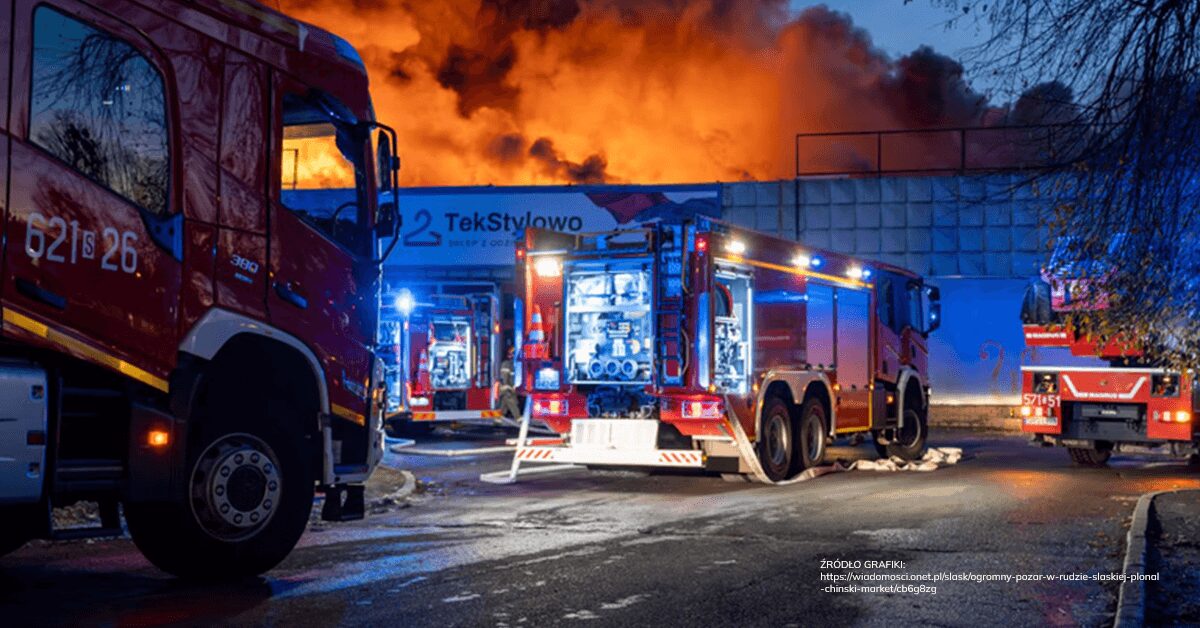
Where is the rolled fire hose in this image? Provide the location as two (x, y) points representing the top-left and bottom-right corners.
(719, 395), (962, 486)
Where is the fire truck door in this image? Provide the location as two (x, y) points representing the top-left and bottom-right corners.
(835, 288), (872, 431)
(269, 77), (378, 424)
(5, 1), (183, 375)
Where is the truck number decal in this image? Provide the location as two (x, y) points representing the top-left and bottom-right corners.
(45, 216), (68, 262)
(1021, 393), (1059, 407)
(26, 213), (138, 274)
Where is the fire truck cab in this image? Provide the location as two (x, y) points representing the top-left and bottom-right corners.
(515, 218), (941, 481)
(1019, 264), (1199, 465)
(0, 0), (399, 578)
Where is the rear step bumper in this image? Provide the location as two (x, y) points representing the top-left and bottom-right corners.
(515, 445), (704, 468)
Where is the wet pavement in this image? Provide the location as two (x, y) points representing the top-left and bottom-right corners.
(1146, 489), (1200, 627)
(2, 430), (1198, 627)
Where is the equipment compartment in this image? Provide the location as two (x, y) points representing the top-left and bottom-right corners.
(564, 260), (655, 385)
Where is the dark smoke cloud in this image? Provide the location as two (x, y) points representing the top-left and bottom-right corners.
(437, 43), (519, 115)
(884, 46), (987, 129)
(279, 0), (1079, 184)
(484, 132), (609, 183)
(529, 137), (608, 183)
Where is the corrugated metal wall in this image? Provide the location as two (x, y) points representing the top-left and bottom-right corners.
(720, 175), (1053, 279)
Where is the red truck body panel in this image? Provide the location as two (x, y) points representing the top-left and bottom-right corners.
(517, 218), (937, 455)
(1, 0), (382, 441)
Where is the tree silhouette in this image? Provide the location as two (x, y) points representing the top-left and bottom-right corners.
(940, 0), (1200, 369)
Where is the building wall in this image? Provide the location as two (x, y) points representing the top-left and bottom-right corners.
(721, 175), (1089, 409)
(720, 175), (1051, 279)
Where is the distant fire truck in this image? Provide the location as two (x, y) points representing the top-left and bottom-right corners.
(511, 218), (941, 481)
(380, 281), (521, 431)
(0, 0), (398, 577)
(1019, 256), (1199, 466)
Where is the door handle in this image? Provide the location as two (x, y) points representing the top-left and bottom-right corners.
(15, 278), (66, 310)
(274, 282), (308, 310)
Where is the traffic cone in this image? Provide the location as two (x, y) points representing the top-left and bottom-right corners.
(525, 305), (548, 360)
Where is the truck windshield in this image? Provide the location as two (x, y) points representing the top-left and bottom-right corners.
(280, 95), (372, 257)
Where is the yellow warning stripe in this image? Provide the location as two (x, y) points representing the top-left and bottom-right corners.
(2, 307), (169, 392)
(719, 256), (872, 290)
(412, 409), (504, 421)
(331, 403), (366, 426)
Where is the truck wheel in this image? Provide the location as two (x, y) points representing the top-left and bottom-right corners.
(126, 416), (314, 579)
(757, 397), (794, 481)
(886, 408), (928, 461)
(794, 397), (828, 472)
(1067, 447), (1111, 467)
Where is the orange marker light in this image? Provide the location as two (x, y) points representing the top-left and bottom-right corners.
(1176, 410), (1191, 423)
(147, 429), (170, 447)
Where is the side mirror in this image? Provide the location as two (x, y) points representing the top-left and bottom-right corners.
(377, 197), (399, 238)
(926, 301), (941, 334)
(924, 284), (941, 334)
(373, 122), (402, 262)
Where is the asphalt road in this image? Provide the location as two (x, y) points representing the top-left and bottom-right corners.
(2, 430), (1198, 627)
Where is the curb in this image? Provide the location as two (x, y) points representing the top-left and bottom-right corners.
(1114, 489), (1183, 628)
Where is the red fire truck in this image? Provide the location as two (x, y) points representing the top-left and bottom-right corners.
(380, 281), (522, 431)
(1019, 266), (1199, 466)
(0, 0), (399, 578)
(513, 218), (941, 481)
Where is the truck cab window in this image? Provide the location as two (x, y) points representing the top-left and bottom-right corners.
(279, 94), (370, 257)
(877, 277), (895, 331)
(29, 6), (169, 214)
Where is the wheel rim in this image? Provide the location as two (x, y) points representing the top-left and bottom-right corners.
(804, 411), (824, 461)
(765, 413), (790, 468)
(190, 433), (282, 542)
(898, 410), (923, 448)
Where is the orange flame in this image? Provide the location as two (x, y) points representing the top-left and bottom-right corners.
(279, 1), (1006, 186)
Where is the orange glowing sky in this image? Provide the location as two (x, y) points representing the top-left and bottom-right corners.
(280, 0), (1042, 186)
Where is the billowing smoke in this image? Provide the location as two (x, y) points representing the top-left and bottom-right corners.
(279, 0), (1030, 185)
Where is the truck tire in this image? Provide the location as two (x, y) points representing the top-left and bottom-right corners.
(1067, 447), (1111, 467)
(794, 397), (828, 472)
(886, 407), (928, 461)
(757, 396), (794, 481)
(126, 397), (315, 579)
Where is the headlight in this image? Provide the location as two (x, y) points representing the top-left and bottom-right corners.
(394, 290), (415, 315)
(534, 257), (562, 277)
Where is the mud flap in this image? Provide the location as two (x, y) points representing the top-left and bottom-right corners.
(321, 484), (365, 522)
